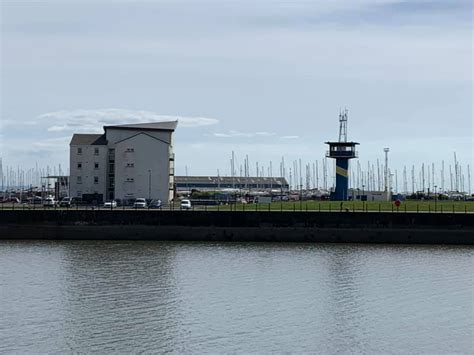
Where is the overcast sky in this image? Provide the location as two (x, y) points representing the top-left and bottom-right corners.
(1, 0), (472, 186)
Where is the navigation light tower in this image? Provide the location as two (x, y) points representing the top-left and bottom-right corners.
(325, 109), (359, 201)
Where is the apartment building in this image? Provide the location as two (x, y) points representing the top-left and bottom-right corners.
(69, 121), (177, 204)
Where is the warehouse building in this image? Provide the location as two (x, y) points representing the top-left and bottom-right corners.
(69, 121), (177, 204)
(175, 176), (289, 192)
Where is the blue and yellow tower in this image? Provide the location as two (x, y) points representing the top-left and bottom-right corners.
(325, 110), (359, 201)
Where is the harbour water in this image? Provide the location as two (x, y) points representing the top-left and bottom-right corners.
(0, 241), (472, 353)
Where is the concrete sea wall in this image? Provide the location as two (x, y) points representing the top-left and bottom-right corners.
(0, 210), (473, 244)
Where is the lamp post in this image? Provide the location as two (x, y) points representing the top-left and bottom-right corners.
(362, 184), (365, 210)
(434, 185), (437, 212)
(148, 170), (151, 201)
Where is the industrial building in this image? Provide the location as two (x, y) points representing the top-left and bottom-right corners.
(69, 121), (177, 204)
(175, 176), (289, 192)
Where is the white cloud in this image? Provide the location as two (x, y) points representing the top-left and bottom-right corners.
(280, 135), (299, 140)
(255, 131), (276, 136)
(37, 109), (219, 133)
(31, 136), (71, 150)
(212, 130), (276, 138)
(1, 119), (37, 129)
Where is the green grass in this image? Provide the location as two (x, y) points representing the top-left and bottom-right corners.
(1, 200), (473, 213)
(209, 200), (474, 213)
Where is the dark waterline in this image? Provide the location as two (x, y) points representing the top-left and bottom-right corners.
(1, 241), (473, 353)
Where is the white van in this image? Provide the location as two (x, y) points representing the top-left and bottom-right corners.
(133, 198), (147, 208)
(43, 196), (56, 207)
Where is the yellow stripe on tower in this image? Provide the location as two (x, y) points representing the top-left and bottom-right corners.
(336, 166), (348, 177)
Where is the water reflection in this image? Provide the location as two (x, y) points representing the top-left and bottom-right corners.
(0, 241), (472, 353)
(60, 242), (179, 353)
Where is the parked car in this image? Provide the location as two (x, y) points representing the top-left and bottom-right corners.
(133, 198), (147, 209)
(30, 196), (43, 205)
(71, 197), (85, 206)
(1, 197), (20, 204)
(180, 199), (192, 210)
(149, 199), (162, 209)
(59, 197), (72, 207)
(104, 200), (117, 208)
(43, 196), (56, 207)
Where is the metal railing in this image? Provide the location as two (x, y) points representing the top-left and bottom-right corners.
(0, 200), (472, 214)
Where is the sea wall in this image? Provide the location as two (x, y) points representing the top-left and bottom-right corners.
(0, 210), (473, 244)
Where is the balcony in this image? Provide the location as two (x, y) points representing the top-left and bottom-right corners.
(326, 150), (358, 159)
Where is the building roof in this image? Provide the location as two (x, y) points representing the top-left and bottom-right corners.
(70, 134), (107, 145)
(325, 141), (359, 146)
(104, 121), (178, 132)
(175, 176), (289, 185)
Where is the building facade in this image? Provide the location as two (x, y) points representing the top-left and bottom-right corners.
(348, 189), (391, 201)
(69, 121), (177, 204)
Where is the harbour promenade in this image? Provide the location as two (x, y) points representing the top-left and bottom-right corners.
(1, 209), (472, 245)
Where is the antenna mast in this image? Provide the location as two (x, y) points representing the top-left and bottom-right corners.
(338, 109), (348, 142)
(384, 148), (390, 199)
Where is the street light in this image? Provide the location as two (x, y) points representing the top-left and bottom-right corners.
(148, 170), (152, 201)
(362, 184), (365, 210)
(434, 185), (437, 212)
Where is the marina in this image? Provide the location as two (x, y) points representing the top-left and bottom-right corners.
(2, 1), (473, 353)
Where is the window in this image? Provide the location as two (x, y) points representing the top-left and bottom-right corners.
(77, 191), (82, 197)
(126, 163), (134, 167)
(77, 162), (82, 169)
(126, 147), (134, 152)
(77, 147), (82, 155)
(77, 176), (82, 184)
(126, 178), (134, 182)
(94, 148), (99, 156)
(94, 162), (99, 169)
(94, 176), (99, 184)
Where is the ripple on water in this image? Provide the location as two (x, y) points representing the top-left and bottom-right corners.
(0, 241), (472, 353)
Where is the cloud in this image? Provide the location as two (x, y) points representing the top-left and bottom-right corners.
(31, 136), (71, 150)
(0, 136), (71, 165)
(211, 131), (300, 139)
(37, 109), (219, 133)
(212, 130), (276, 138)
(1, 119), (37, 128)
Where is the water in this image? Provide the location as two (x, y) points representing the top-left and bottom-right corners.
(0, 241), (472, 353)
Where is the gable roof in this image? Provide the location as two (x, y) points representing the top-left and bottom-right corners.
(70, 134), (107, 145)
(104, 121), (178, 132)
(113, 131), (171, 145)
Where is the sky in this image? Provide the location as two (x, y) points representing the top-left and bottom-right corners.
(1, 0), (472, 188)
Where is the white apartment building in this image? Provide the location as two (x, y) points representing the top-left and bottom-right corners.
(69, 121), (177, 204)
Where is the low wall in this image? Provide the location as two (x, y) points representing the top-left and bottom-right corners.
(0, 210), (473, 244)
